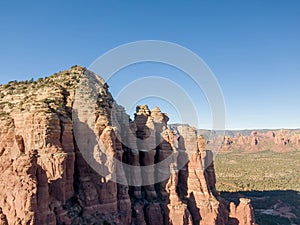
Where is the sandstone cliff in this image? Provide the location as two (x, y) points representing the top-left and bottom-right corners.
(0, 66), (256, 225)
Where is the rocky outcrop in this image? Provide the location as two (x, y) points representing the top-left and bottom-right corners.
(0, 66), (256, 224)
(214, 129), (300, 152)
(229, 199), (256, 225)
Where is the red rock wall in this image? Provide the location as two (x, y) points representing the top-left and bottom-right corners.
(0, 67), (256, 225)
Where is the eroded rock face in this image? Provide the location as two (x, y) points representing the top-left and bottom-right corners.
(0, 208), (8, 225)
(0, 66), (256, 225)
(229, 199), (256, 225)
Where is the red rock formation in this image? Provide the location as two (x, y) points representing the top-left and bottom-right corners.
(214, 129), (300, 152)
(0, 66), (256, 225)
(229, 198), (256, 225)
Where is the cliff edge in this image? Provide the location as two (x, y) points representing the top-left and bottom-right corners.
(0, 66), (256, 225)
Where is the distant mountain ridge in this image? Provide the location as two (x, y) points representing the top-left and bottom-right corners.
(170, 125), (300, 152)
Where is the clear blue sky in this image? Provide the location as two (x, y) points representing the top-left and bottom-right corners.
(0, 0), (299, 129)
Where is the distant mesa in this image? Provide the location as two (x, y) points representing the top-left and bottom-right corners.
(207, 129), (300, 153)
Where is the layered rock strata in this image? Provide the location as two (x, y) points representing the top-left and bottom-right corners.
(0, 66), (255, 224)
(214, 129), (300, 152)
